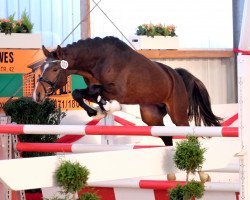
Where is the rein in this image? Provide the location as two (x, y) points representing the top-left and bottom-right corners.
(38, 60), (68, 96)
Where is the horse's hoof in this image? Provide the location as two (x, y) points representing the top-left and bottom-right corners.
(94, 106), (107, 119)
(87, 109), (97, 117)
(93, 112), (107, 120)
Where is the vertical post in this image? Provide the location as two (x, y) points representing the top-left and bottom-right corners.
(0, 116), (26, 200)
(80, 0), (91, 39)
(0, 116), (11, 200)
(101, 114), (115, 145)
(238, 54), (250, 200)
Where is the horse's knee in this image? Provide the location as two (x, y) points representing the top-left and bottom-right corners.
(89, 85), (103, 97)
(72, 88), (90, 101)
(72, 89), (83, 101)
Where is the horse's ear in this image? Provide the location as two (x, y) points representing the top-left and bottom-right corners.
(56, 45), (64, 60)
(42, 45), (50, 57)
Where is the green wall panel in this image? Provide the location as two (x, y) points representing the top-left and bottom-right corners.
(71, 75), (87, 90)
(0, 74), (23, 97)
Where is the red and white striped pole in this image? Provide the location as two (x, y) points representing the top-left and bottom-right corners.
(0, 125), (238, 137)
(87, 180), (240, 192)
(15, 143), (162, 153)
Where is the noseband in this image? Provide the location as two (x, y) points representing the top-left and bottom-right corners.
(38, 60), (68, 96)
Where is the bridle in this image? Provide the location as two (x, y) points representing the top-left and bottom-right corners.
(38, 59), (68, 96)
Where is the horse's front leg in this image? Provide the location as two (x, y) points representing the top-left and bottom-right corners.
(89, 85), (122, 114)
(72, 88), (97, 117)
(88, 85), (107, 111)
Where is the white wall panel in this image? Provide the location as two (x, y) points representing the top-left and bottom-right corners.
(6, 0), (19, 18)
(0, 0), (8, 17)
(18, 0), (30, 17)
(61, 0), (73, 45)
(51, 0), (63, 47)
(29, 0), (42, 34)
(41, 0), (53, 47)
(72, 0), (81, 42)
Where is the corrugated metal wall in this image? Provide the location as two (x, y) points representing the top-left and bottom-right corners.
(156, 58), (236, 104)
(0, 0), (81, 47)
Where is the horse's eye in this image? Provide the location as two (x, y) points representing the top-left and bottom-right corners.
(53, 68), (59, 72)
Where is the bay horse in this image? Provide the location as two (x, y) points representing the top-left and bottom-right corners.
(33, 36), (221, 146)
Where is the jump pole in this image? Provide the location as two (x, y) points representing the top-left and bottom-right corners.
(15, 143), (163, 153)
(0, 125), (238, 137)
(87, 179), (240, 192)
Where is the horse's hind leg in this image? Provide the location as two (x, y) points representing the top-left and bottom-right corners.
(164, 95), (189, 127)
(140, 104), (173, 146)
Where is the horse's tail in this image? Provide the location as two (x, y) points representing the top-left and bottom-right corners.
(175, 68), (222, 126)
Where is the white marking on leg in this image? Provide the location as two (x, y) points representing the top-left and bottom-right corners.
(109, 100), (121, 112)
(103, 101), (111, 111)
(97, 95), (102, 102)
(103, 100), (121, 113)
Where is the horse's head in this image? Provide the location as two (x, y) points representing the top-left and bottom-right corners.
(33, 45), (69, 103)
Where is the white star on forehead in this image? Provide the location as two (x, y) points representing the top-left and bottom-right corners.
(41, 63), (49, 76)
(44, 63), (49, 70)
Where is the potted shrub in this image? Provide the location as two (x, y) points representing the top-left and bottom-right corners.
(0, 10), (41, 48)
(54, 160), (99, 200)
(3, 97), (66, 199)
(169, 136), (206, 200)
(129, 23), (179, 50)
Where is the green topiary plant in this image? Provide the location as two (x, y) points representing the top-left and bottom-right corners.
(169, 181), (204, 200)
(55, 160), (90, 200)
(79, 192), (100, 200)
(169, 184), (184, 200)
(183, 180), (204, 199)
(174, 136), (206, 181)
(169, 136), (206, 200)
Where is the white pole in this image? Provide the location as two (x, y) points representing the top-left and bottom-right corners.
(237, 54), (250, 200)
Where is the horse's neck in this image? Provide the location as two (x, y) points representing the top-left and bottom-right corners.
(71, 44), (106, 71)
(67, 43), (108, 85)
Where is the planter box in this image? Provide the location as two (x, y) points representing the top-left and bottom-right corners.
(0, 33), (42, 49)
(129, 35), (179, 50)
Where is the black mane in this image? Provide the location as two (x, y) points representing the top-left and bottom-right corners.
(65, 36), (130, 51)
